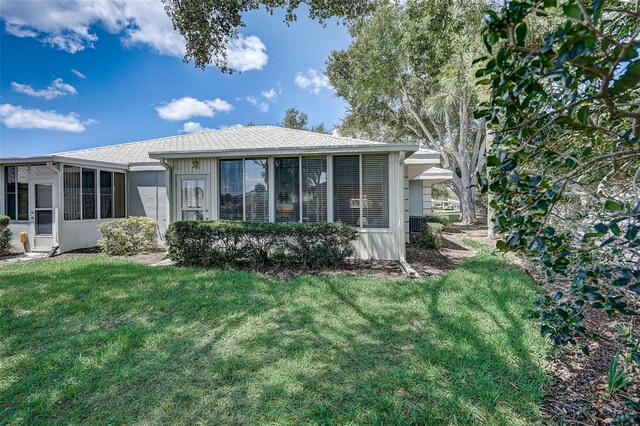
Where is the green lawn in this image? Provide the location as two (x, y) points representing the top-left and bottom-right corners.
(0, 249), (547, 425)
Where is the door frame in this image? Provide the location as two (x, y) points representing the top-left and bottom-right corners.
(175, 174), (209, 221)
(29, 178), (56, 239)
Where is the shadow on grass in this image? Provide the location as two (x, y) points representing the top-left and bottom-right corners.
(0, 254), (546, 425)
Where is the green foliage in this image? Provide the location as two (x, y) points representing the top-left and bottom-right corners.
(0, 252), (547, 424)
(478, 1), (639, 415)
(163, 0), (375, 70)
(608, 351), (630, 398)
(418, 222), (444, 249)
(97, 216), (159, 255)
(0, 215), (12, 255)
(422, 212), (451, 226)
(280, 107), (327, 133)
(166, 220), (358, 268)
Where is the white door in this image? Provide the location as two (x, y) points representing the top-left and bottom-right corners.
(30, 180), (56, 251)
(177, 175), (207, 220)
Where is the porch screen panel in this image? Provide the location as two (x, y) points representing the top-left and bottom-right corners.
(114, 172), (126, 218)
(5, 167), (16, 220)
(362, 155), (389, 228)
(220, 160), (243, 220)
(17, 166), (28, 221)
(302, 157), (327, 222)
(274, 158), (299, 222)
(100, 171), (113, 218)
(245, 159), (269, 222)
(63, 166), (81, 220)
(82, 168), (97, 220)
(333, 156), (360, 226)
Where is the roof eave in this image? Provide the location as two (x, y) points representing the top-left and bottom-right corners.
(148, 143), (419, 159)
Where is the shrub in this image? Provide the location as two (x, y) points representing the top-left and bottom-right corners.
(97, 216), (159, 255)
(418, 222), (444, 249)
(0, 215), (12, 255)
(166, 220), (359, 268)
(422, 212), (450, 226)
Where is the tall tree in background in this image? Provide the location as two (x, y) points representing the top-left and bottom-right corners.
(326, 0), (488, 223)
(163, 0), (374, 71)
(280, 108), (328, 133)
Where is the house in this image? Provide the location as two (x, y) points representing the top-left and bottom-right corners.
(0, 126), (448, 259)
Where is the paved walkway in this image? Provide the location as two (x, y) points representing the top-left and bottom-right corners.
(0, 252), (48, 266)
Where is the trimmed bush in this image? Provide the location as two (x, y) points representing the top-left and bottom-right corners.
(97, 216), (159, 255)
(422, 212), (450, 226)
(166, 220), (359, 268)
(418, 222), (444, 249)
(0, 215), (12, 255)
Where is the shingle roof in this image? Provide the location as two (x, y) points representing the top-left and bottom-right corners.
(52, 125), (401, 166)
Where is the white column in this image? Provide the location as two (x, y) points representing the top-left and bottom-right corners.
(326, 155), (334, 222)
(422, 182), (432, 216)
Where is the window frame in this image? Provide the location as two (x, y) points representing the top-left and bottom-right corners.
(177, 174), (207, 221)
(63, 165), (127, 222)
(218, 158), (270, 221)
(98, 170), (127, 220)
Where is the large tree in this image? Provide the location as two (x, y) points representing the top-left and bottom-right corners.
(162, 0), (375, 71)
(326, 0), (489, 223)
(280, 107), (328, 133)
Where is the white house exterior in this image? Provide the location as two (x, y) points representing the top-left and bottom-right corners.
(0, 126), (447, 260)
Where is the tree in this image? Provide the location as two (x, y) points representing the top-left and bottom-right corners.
(326, 0), (489, 223)
(162, 0), (375, 71)
(478, 1), (639, 420)
(280, 108), (328, 133)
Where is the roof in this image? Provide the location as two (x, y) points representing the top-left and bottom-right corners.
(39, 125), (418, 166)
(412, 167), (454, 183)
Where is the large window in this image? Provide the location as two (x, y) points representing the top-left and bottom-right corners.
(302, 157), (327, 222)
(82, 168), (96, 220)
(245, 159), (269, 222)
(333, 154), (389, 228)
(99, 171), (126, 219)
(219, 160), (243, 220)
(274, 158), (299, 222)
(64, 166), (125, 221)
(4, 166), (28, 221)
(219, 159), (269, 221)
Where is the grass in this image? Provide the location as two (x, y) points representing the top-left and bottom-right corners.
(0, 249), (548, 425)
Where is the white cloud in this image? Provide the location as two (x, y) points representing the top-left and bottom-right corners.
(11, 78), (77, 100)
(180, 121), (211, 133)
(261, 88), (277, 100)
(1, 1), (268, 71)
(294, 69), (331, 94)
(225, 35), (268, 72)
(244, 96), (270, 113)
(156, 97), (233, 121)
(70, 69), (87, 79)
(0, 104), (92, 132)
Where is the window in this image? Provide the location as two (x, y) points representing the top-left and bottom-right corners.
(64, 166), (81, 220)
(333, 155), (389, 228)
(302, 157), (327, 222)
(245, 159), (269, 222)
(4, 166), (28, 221)
(274, 158), (299, 222)
(82, 168), (96, 220)
(333, 156), (360, 226)
(362, 155), (389, 228)
(99, 171), (126, 219)
(100, 171), (113, 218)
(219, 160), (243, 220)
(181, 178), (205, 220)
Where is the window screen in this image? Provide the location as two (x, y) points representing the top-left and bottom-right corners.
(220, 160), (243, 220)
(245, 159), (269, 222)
(82, 168), (96, 220)
(362, 155), (389, 228)
(181, 179), (205, 220)
(4, 166), (16, 220)
(64, 166), (81, 220)
(275, 158), (299, 222)
(333, 156), (360, 226)
(100, 171), (113, 219)
(302, 157), (327, 222)
(114, 172), (126, 218)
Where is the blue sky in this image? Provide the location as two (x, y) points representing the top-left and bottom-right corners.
(0, 1), (352, 157)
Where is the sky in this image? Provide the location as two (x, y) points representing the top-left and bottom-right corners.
(0, 0), (353, 157)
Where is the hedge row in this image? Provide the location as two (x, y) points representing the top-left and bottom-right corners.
(166, 220), (359, 268)
(0, 215), (12, 255)
(97, 216), (159, 255)
(418, 222), (444, 249)
(421, 212), (451, 226)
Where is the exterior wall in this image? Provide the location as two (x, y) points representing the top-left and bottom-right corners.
(166, 152), (408, 260)
(127, 170), (167, 235)
(408, 180), (423, 217)
(422, 182), (433, 216)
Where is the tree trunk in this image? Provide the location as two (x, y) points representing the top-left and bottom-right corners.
(452, 174), (477, 224)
